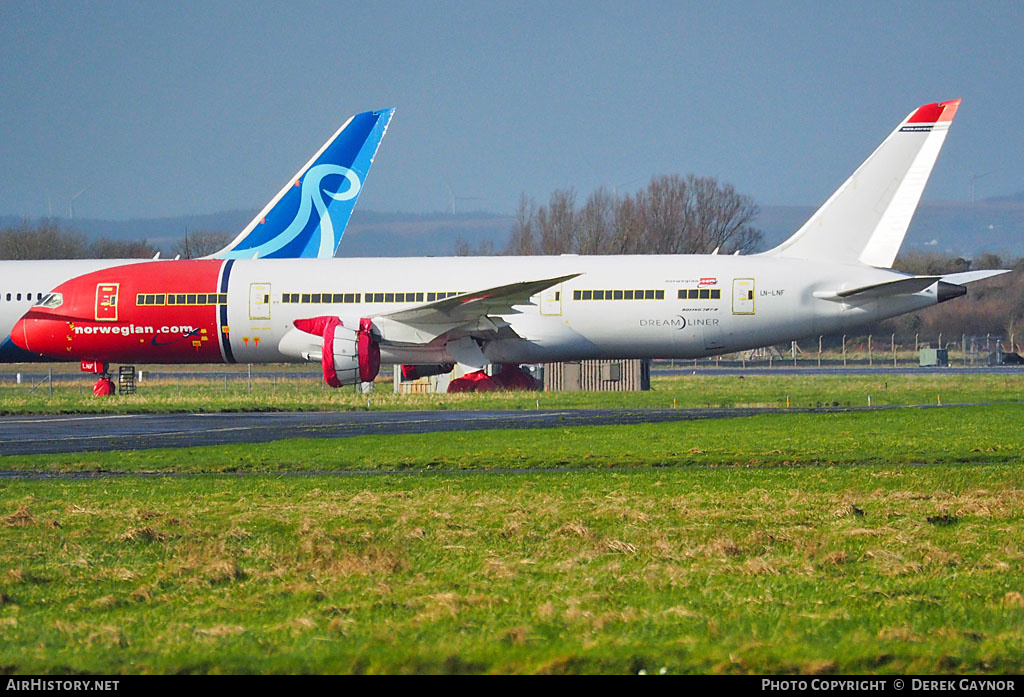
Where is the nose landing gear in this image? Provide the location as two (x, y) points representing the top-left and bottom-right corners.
(81, 360), (134, 396)
(92, 376), (115, 396)
(82, 360), (113, 396)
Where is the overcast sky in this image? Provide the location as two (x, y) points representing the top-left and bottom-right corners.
(1, 1), (1021, 220)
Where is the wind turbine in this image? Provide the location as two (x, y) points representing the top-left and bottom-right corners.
(69, 188), (87, 220)
(970, 171), (993, 205)
(445, 183), (485, 214)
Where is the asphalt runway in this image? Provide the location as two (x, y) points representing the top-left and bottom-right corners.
(1, 406), (800, 456)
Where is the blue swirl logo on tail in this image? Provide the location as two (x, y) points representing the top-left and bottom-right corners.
(214, 108), (394, 260)
(231, 164), (361, 259)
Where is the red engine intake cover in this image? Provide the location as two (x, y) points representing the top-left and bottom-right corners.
(357, 317), (380, 384)
(294, 316), (380, 387)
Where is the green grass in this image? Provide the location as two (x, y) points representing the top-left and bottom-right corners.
(2, 465), (1023, 674)
(2, 389), (1022, 674)
(1, 404), (1023, 673)
(3, 404), (1022, 474)
(1, 372), (1022, 415)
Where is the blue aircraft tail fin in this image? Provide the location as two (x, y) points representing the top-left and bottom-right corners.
(212, 108), (395, 259)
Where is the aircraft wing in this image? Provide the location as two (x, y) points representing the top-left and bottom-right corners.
(372, 273), (579, 345)
(381, 273), (579, 325)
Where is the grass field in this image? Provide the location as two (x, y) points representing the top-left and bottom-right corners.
(2, 403), (1024, 674)
(1, 372), (1021, 415)
(2, 465), (1023, 674)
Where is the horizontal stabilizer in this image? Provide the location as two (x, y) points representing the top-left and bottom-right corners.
(834, 276), (940, 299)
(815, 268), (1011, 302)
(940, 269), (1011, 285)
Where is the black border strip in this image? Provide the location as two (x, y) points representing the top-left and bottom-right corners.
(219, 259), (236, 364)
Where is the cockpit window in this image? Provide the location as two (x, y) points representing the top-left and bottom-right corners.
(35, 293), (64, 309)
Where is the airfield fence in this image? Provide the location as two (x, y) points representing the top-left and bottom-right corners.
(667, 332), (1019, 370)
(0, 333), (1019, 391)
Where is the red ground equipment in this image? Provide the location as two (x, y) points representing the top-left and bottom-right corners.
(447, 364), (539, 393)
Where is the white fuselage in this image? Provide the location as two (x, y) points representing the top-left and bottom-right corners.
(1, 254), (943, 365)
(219, 255), (933, 365)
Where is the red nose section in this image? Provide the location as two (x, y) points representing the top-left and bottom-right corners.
(11, 313), (74, 358)
(11, 314), (66, 356)
(10, 318), (30, 352)
(11, 260), (226, 363)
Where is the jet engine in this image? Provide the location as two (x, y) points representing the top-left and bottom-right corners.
(293, 316), (380, 387)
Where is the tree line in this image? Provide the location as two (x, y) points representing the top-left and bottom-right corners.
(458, 174), (763, 256)
(0, 221), (231, 260)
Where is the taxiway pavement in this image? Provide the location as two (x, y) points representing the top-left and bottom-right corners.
(0, 407), (779, 456)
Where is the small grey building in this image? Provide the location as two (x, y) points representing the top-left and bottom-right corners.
(543, 359), (651, 392)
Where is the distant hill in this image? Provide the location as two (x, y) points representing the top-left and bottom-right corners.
(339, 211), (512, 257)
(3, 193), (1023, 259)
(982, 191), (1024, 205)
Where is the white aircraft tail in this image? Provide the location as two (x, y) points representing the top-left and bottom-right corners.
(765, 99), (960, 268)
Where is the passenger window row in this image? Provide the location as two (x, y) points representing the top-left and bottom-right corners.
(136, 293), (228, 306)
(282, 293), (361, 304)
(279, 291), (461, 304)
(3, 292), (43, 302)
(366, 291), (460, 303)
(572, 289), (665, 301)
(677, 288), (722, 300)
